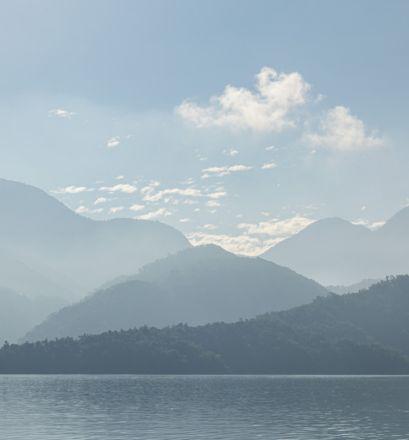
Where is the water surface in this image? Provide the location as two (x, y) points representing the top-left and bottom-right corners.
(1, 375), (409, 439)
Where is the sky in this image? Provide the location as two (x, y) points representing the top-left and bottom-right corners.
(0, 0), (408, 255)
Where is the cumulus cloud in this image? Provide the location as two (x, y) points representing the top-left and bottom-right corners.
(100, 183), (137, 194)
(52, 185), (91, 195)
(237, 215), (314, 238)
(352, 218), (386, 230)
(188, 215), (314, 256)
(140, 181), (160, 196)
(137, 207), (172, 220)
(261, 161), (277, 170)
(106, 136), (121, 149)
(109, 206), (124, 214)
(306, 106), (384, 151)
(223, 148), (239, 157)
(207, 190), (227, 199)
(202, 164), (252, 178)
(142, 187), (202, 202)
(176, 67), (311, 132)
(94, 197), (107, 205)
(187, 232), (281, 256)
(48, 108), (75, 119)
(75, 205), (103, 215)
(206, 200), (221, 208)
(129, 203), (145, 212)
(203, 224), (218, 230)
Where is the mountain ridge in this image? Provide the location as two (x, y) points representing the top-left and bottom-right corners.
(262, 207), (409, 285)
(24, 244), (328, 341)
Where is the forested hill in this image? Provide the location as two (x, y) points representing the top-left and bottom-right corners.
(1, 276), (409, 374)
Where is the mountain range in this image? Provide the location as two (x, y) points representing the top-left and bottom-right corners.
(0, 178), (190, 341)
(262, 208), (409, 285)
(0, 286), (64, 344)
(0, 178), (190, 298)
(3, 276), (409, 374)
(24, 245), (328, 341)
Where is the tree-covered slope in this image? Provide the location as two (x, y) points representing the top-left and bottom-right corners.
(4, 276), (409, 374)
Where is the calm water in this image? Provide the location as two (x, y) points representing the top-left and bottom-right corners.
(1, 375), (409, 439)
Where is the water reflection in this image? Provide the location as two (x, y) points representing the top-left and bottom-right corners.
(1, 375), (408, 439)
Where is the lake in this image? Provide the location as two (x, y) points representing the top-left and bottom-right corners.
(1, 375), (408, 439)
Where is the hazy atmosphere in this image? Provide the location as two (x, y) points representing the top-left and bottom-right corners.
(1, 1), (409, 439)
(1, 1), (409, 256)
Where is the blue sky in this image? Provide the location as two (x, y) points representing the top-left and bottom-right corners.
(1, 0), (408, 254)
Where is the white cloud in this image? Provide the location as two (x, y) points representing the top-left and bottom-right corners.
(137, 207), (172, 220)
(142, 187), (202, 202)
(129, 203), (145, 212)
(109, 206), (124, 214)
(306, 106), (384, 151)
(187, 232), (281, 256)
(261, 161), (277, 170)
(179, 218), (190, 223)
(207, 191), (227, 199)
(75, 205), (89, 214)
(187, 215), (314, 256)
(206, 200), (221, 208)
(106, 136), (121, 149)
(94, 197), (107, 205)
(100, 183), (137, 194)
(140, 181), (160, 195)
(202, 164), (252, 178)
(203, 224), (218, 230)
(48, 108), (75, 119)
(115, 175), (125, 180)
(176, 67), (311, 132)
(237, 216), (314, 238)
(52, 185), (91, 195)
(223, 148), (239, 157)
(75, 205), (103, 215)
(352, 218), (385, 230)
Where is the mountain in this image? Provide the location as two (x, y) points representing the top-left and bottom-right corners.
(0, 178), (190, 297)
(4, 276), (409, 374)
(327, 278), (380, 295)
(0, 286), (64, 344)
(262, 208), (409, 285)
(24, 245), (328, 341)
(0, 249), (75, 299)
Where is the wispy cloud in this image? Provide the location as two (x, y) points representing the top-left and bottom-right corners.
(137, 207), (172, 220)
(75, 205), (103, 215)
(222, 148), (239, 157)
(142, 187), (202, 202)
(129, 203), (145, 212)
(100, 183), (137, 194)
(52, 185), (92, 195)
(261, 161), (277, 170)
(237, 215), (314, 238)
(48, 108), (75, 119)
(202, 164), (252, 178)
(187, 231), (280, 256)
(106, 136), (121, 149)
(94, 197), (107, 205)
(109, 206), (124, 214)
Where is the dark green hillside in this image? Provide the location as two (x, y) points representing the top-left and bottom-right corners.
(3, 276), (409, 374)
